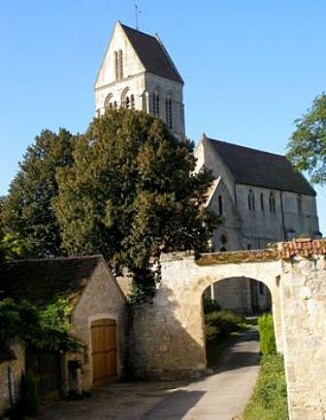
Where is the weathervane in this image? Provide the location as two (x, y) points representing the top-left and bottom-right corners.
(134, 1), (141, 30)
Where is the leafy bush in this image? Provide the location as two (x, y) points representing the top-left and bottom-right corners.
(203, 298), (220, 313)
(258, 313), (276, 355)
(205, 309), (244, 342)
(244, 354), (288, 419)
(205, 323), (220, 343)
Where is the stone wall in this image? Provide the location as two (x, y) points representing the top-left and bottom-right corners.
(0, 341), (25, 415)
(130, 241), (326, 419)
(280, 253), (326, 419)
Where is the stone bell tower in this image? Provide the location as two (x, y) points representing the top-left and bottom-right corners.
(95, 21), (185, 137)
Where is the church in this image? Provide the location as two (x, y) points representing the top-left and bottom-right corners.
(95, 22), (321, 312)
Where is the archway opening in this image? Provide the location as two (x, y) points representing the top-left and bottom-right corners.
(202, 277), (272, 369)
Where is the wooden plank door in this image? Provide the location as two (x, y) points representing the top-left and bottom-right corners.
(91, 319), (117, 385)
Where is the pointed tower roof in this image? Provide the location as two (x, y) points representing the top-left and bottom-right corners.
(120, 22), (184, 84)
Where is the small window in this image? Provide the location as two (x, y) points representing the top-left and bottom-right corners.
(248, 189), (255, 211)
(218, 195), (223, 215)
(220, 234), (227, 245)
(153, 92), (160, 116)
(269, 192), (276, 213)
(165, 97), (173, 129)
(297, 195), (302, 214)
(260, 193), (264, 211)
(115, 50), (123, 80)
(131, 94), (135, 109)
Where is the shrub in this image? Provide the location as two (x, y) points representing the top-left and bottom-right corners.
(205, 309), (244, 341)
(244, 354), (288, 419)
(258, 313), (276, 355)
(205, 323), (220, 343)
(203, 298), (220, 313)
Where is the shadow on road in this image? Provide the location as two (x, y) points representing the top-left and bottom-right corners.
(145, 390), (205, 419)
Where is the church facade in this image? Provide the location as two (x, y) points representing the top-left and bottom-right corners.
(95, 22), (321, 313)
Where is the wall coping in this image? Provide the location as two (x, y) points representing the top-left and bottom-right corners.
(160, 239), (326, 266)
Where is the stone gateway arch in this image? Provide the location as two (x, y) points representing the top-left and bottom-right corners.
(129, 239), (326, 420)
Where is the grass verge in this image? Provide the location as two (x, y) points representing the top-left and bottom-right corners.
(243, 353), (288, 420)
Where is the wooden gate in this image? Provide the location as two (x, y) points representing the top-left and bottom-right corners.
(91, 319), (117, 385)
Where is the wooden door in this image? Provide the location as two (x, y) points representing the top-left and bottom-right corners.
(91, 319), (117, 385)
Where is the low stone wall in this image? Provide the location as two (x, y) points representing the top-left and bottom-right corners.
(0, 341), (25, 416)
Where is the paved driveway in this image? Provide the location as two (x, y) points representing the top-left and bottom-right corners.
(41, 328), (260, 420)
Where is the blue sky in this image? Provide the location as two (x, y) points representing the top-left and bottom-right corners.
(1, 0), (325, 234)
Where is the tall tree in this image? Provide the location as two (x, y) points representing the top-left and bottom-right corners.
(2, 129), (75, 257)
(54, 109), (217, 288)
(287, 94), (326, 185)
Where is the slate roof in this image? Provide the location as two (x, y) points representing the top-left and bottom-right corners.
(120, 23), (184, 84)
(0, 256), (103, 307)
(206, 137), (316, 196)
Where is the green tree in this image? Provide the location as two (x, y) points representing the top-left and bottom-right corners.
(287, 93), (326, 185)
(54, 109), (218, 292)
(2, 129), (75, 257)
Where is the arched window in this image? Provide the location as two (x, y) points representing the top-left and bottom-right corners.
(218, 195), (223, 215)
(297, 195), (302, 214)
(115, 50), (123, 80)
(220, 234), (227, 252)
(165, 96), (173, 129)
(269, 192), (276, 213)
(248, 189), (255, 211)
(260, 193), (264, 211)
(130, 94), (135, 109)
(152, 91), (160, 116)
(104, 93), (114, 110)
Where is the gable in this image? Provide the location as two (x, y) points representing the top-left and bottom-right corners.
(95, 22), (183, 89)
(95, 23), (145, 89)
(207, 138), (316, 196)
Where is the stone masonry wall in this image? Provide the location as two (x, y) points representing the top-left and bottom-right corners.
(280, 254), (326, 420)
(0, 341), (25, 415)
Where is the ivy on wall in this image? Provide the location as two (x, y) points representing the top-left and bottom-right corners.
(0, 297), (78, 357)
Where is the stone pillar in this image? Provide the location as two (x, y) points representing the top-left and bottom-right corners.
(281, 255), (326, 419)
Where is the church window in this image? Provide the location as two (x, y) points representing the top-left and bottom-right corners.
(115, 50), (123, 80)
(297, 195), (302, 214)
(104, 93), (115, 110)
(165, 97), (173, 129)
(220, 234), (227, 251)
(131, 94), (135, 109)
(260, 193), (264, 211)
(152, 92), (160, 116)
(218, 195), (223, 215)
(125, 96), (130, 109)
(269, 192), (276, 213)
(248, 189), (255, 211)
